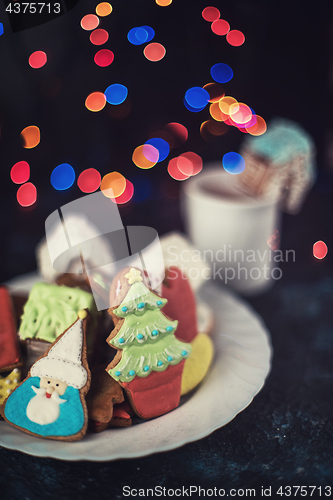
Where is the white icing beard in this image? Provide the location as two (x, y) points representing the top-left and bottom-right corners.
(26, 386), (67, 425)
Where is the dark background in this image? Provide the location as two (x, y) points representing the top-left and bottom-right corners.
(1, 0), (333, 497)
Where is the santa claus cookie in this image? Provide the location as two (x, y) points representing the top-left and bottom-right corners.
(1, 310), (91, 441)
(106, 267), (192, 420)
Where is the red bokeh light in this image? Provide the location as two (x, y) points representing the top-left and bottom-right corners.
(10, 161), (30, 184)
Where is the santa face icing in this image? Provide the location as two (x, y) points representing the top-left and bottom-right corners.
(26, 383), (67, 425)
(40, 376), (68, 396)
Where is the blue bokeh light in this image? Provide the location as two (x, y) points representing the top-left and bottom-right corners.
(145, 138), (170, 162)
(184, 87), (210, 109)
(222, 152), (245, 175)
(141, 25), (155, 42)
(104, 84), (128, 105)
(51, 163), (75, 190)
(184, 98), (206, 113)
(128, 27), (148, 45)
(211, 63), (234, 83)
(0, 24), (4, 36)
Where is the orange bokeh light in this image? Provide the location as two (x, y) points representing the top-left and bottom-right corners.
(156, 0), (172, 5)
(96, 2), (112, 16)
(203, 82), (225, 103)
(132, 145), (158, 169)
(100, 172), (126, 198)
(21, 126), (40, 149)
(219, 96), (238, 115)
(245, 115), (267, 136)
(85, 92), (106, 112)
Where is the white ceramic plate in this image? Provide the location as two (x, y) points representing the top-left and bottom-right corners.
(0, 277), (272, 461)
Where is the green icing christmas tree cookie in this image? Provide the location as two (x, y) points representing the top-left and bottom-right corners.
(106, 267), (192, 419)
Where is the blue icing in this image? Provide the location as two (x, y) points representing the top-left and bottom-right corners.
(4, 377), (85, 437)
(243, 118), (315, 166)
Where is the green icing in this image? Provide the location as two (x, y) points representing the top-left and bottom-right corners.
(109, 308), (178, 347)
(114, 281), (167, 317)
(109, 334), (191, 383)
(109, 280), (192, 382)
(19, 282), (98, 343)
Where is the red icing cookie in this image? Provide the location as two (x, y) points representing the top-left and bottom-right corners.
(0, 287), (22, 373)
(161, 266), (198, 343)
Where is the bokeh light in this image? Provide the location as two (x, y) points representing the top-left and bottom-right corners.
(203, 82), (225, 102)
(127, 27), (148, 45)
(81, 14), (100, 31)
(141, 26), (155, 42)
(100, 171), (126, 198)
(184, 99), (206, 113)
(21, 126), (40, 149)
(177, 152), (203, 176)
(184, 87), (210, 110)
(10, 161), (30, 184)
(17, 182), (37, 207)
(167, 158), (190, 181)
(226, 30), (245, 46)
(313, 241), (328, 260)
(77, 168), (101, 193)
(144, 43), (166, 62)
(90, 29), (109, 45)
(230, 103), (252, 124)
(245, 115), (267, 136)
(0, 23), (3, 36)
(145, 138), (170, 162)
(219, 96), (238, 115)
(211, 19), (230, 36)
(51, 163), (75, 190)
(96, 2), (112, 16)
(202, 120), (228, 138)
(222, 152), (245, 174)
(85, 91), (106, 112)
(29, 51), (47, 69)
(156, 0), (172, 5)
(104, 83), (128, 104)
(209, 102), (228, 121)
(142, 144), (159, 163)
(211, 63), (233, 83)
(94, 49), (114, 67)
(202, 7), (220, 22)
(133, 145), (158, 169)
(165, 122), (188, 147)
(110, 179), (134, 204)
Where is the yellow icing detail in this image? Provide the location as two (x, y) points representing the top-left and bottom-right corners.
(0, 369), (22, 405)
(125, 268), (143, 285)
(78, 309), (88, 319)
(181, 333), (214, 396)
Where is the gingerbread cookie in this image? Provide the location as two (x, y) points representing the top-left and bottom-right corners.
(19, 282), (99, 349)
(0, 368), (21, 408)
(0, 287), (23, 373)
(1, 310), (91, 441)
(87, 364), (132, 432)
(161, 266), (198, 343)
(106, 267), (192, 420)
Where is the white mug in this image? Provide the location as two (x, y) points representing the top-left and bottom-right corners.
(182, 165), (281, 295)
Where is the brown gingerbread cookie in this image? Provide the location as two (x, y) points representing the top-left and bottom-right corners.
(87, 364), (132, 432)
(1, 310), (91, 441)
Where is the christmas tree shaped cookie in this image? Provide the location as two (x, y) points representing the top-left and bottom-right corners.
(1, 310), (91, 441)
(106, 267), (192, 419)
